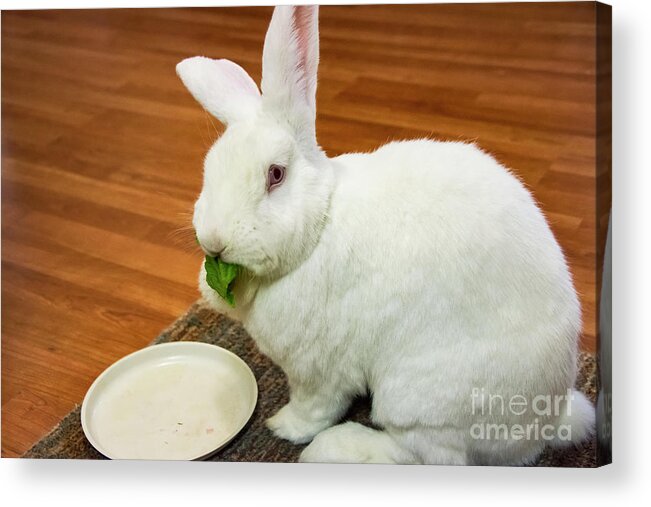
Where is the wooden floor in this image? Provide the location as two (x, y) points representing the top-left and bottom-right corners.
(2, 4), (600, 457)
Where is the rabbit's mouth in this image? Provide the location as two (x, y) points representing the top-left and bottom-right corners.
(216, 247), (262, 278)
(216, 246), (232, 263)
(233, 249), (284, 280)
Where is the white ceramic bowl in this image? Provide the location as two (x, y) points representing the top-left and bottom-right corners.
(81, 342), (257, 460)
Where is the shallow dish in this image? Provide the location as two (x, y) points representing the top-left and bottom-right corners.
(81, 342), (257, 460)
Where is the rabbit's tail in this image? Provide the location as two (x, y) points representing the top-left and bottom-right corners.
(549, 389), (595, 448)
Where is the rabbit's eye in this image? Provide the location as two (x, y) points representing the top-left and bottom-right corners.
(267, 164), (285, 191)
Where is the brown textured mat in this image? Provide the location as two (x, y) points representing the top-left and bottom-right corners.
(23, 301), (598, 466)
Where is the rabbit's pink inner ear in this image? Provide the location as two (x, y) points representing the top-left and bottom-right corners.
(220, 59), (261, 99)
(261, 5), (319, 117)
(292, 5), (319, 99)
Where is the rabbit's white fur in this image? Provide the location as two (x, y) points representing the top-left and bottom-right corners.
(177, 6), (594, 465)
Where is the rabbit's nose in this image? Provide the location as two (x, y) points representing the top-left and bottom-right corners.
(202, 247), (220, 258)
(202, 245), (226, 258)
(197, 235), (225, 258)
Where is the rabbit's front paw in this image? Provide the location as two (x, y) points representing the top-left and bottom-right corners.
(266, 402), (333, 444)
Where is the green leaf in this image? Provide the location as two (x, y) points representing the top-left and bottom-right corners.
(204, 255), (241, 307)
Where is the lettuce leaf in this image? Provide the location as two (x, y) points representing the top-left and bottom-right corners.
(195, 232), (240, 307)
(204, 255), (241, 307)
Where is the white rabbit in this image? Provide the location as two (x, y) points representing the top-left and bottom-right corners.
(177, 5), (594, 465)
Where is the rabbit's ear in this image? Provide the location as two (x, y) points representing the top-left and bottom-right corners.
(176, 57), (261, 126)
(261, 6), (319, 139)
